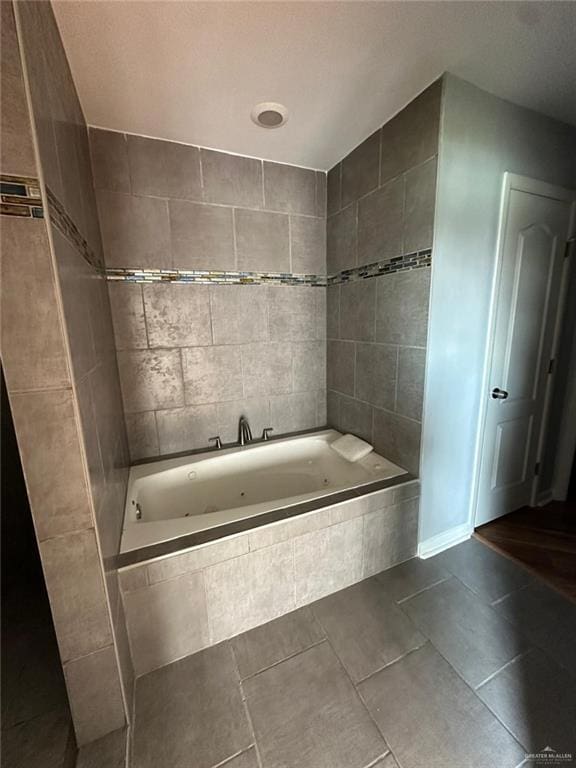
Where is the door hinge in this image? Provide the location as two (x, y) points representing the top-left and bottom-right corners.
(534, 461), (541, 476)
(548, 358), (555, 374)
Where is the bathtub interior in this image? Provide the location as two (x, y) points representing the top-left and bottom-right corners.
(121, 430), (407, 553)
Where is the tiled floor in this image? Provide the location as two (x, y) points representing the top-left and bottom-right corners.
(131, 539), (576, 768)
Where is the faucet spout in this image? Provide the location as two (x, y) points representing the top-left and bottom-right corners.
(239, 416), (252, 446)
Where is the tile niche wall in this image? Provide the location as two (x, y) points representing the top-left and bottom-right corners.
(89, 129), (327, 461)
(326, 80), (442, 475)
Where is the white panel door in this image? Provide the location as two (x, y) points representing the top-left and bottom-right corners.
(476, 175), (574, 526)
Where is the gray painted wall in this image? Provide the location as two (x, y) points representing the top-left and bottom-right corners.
(420, 74), (576, 543)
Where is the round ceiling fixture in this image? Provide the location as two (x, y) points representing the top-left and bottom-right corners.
(251, 102), (288, 129)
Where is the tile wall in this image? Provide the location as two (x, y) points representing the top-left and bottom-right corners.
(89, 130), (327, 460)
(2, 0), (130, 745)
(326, 81), (441, 474)
(118, 480), (420, 676)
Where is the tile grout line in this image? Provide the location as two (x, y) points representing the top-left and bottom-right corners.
(474, 648), (534, 691)
(395, 576), (451, 604)
(230, 642), (265, 768)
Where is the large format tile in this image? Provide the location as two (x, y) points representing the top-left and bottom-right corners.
(243, 642), (386, 768)
(404, 157), (437, 253)
(356, 343), (396, 409)
(235, 208), (290, 272)
(127, 134), (202, 200)
(396, 346), (426, 420)
(357, 177), (404, 264)
(1, 708), (75, 768)
(376, 557), (450, 602)
(373, 408), (421, 475)
(169, 200), (235, 271)
(210, 284), (268, 345)
(223, 749), (260, 768)
(359, 643), (525, 768)
(216, 397), (271, 443)
(143, 283), (211, 347)
(269, 392), (318, 433)
(263, 162), (317, 215)
(205, 541), (295, 643)
(76, 727), (126, 768)
(155, 403), (218, 454)
(290, 216), (326, 274)
(402, 577), (528, 688)
(312, 578), (425, 682)
(363, 500), (419, 577)
(294, 517), (363, 605)
(123, 571), (209, 675)
(327, 340), (355, 396)
(201, 148), (263, 208)
(341, 129), (380, 207)
(339, 395), (373, 443)
(293, 340), (326, 392)
(433, 538), (533, 603)
(232, 606), (325, 679)
(476, 648), (576, 753)
(241, 343), (292, 397)
(268, 285), (322, 342)
(88, 128), (130, 193)
(375, 268), (431, 346)
(133, 643), (252, 768)
(125, 411), (160, 461)
(117, 349), (184, 412)
(108, 282), (147, 350)
(340, 280), (376, 341)
(327, 204), (356, 274)
(182, 345), (243, 404)
(327, 163), (341, 216)
(327, 284), (340, 339)
(493, 580), (576, 676)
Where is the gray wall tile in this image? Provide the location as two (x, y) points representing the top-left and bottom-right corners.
(143, 284), (211, 347)
(363, 499), (418, 577)
(64, 647), (125, 745)
(145, 536), (249, 585)
(117, 349), (184, 413)
(108, 282), (147, 350)
(358, 177), (404, 264)
(326, 284), (340, 339)
(317, 389), (327, 425)
(340, 395), (373, 443)
(340, 280), (376, 341)
(125, 411), (160, 461)
(375, 269), (431, 346)
(327, 340), (355, 396)
(97, 190), (170, 269)
(327, 390), (341, 428)
(169, 200), (235, 271)
(127, 135), (202, 200)
(315, 171), (327, 218)
(10, 390), (93, 541)
(183, 345), (243, 404)
(270, 392), (319, 433)
(268, 285), (321, 342)
(356, 343), (397, 409)
(123, 571), (209, 675)
(290, 216), (326, 275)
(201, 149), (263, 208)
(380, 79), (441, 185)
(341, 129), (380, 207)
(263, 162), (317, 215)
(373, 408), (421, 474)
(89, 128), (129, 193)
(210, 285), (268, 345)
(327, 163), (341, 216)
(327, 204), (356, 274)
(235, 208), (290, 272)
(242, 343), (292, 397)
(216, 398), (271, 443)
(404, 157), (437, 253)
(293, 341), (326, 392)
(396, 347), (426, 420)
(40, 530), (113, 662)
(205, 541), (295, 642)
(156, 403), (218, 454)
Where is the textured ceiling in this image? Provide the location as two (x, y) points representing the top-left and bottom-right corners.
(53, 1), (576, 170)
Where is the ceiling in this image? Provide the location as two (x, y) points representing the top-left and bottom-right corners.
(53, 1), (576, 171)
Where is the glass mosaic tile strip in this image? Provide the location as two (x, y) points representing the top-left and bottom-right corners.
(105, 268), (328, 286)
(46, 187), (104, 272)
(328, 249), (432, 285)
(0, 174), (43, 218)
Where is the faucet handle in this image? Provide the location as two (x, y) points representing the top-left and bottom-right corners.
(262, 427), (274, 441)
(209, 436), (222, 449)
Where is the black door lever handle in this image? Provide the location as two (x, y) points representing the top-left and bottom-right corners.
(491, 387), (509, 400)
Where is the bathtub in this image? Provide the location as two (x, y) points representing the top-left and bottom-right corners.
(120, 429), (406, 553)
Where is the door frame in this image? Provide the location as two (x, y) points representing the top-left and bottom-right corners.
(471, 172), (576, 529)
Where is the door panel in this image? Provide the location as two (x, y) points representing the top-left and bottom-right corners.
(476, 177), (573, 526)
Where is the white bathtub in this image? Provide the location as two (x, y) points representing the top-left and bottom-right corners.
(120, 429), (406, 552)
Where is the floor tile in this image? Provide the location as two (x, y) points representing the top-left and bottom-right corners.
(220, 748), (260, 768)
(358, 643), (525, 768)
(402, 577), (528, 688)
(432, 538), (532, 603)
(493, 581), (576, 676)
(312, 578), (425, 682)
(231, 606), (325, 679)
(375, 557), (450, 602)
(243, 642), (386, 768)
(1, 709), (75, 768)
(75, 727), (126, 768)
(371, 754), (400, 768)
(132, 642), (251, 768)
(477, 648), (576, 753)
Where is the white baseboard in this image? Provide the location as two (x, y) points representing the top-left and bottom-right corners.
(418, 522), (473, 559)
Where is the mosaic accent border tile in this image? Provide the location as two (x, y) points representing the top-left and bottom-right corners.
(328, 249), (432, 285)
(46, 187), (103, 271)
(105, 268), (328, 286)
(1, 174), (43, 218)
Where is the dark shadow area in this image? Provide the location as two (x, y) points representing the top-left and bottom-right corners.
(1, 367), (76, 768)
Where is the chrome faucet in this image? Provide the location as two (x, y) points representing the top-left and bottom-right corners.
(239, 416), (252, 446)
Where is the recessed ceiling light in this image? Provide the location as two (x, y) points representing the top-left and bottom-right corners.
(251, 102), (288, 129)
